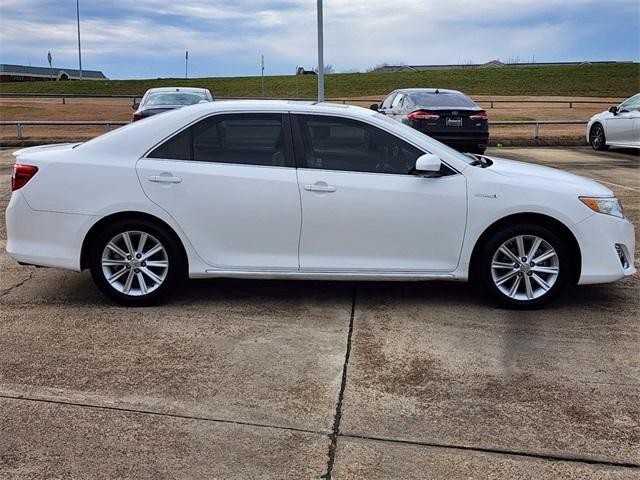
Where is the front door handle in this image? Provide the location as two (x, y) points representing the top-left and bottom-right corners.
(304, 182), (336, 193)
(148, 174), (182, 184)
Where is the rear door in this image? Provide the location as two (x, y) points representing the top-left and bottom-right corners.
(136, 112), (301, 270)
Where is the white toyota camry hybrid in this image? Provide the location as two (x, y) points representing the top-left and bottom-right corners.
(6, 101), (636, 308)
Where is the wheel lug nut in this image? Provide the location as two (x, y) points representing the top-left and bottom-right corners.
(126, 255), (132, 260)
(527, 272), (533, 276)
(521, 257), (527, 262)
(134, 268), (140, 273)
(518, 272), (523, 277)
(136, 254), (142, 259)
(126, 265), (131, 269)
(141, 262), (146, 267)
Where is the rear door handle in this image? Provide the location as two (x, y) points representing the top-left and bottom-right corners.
(148, 174), (182, 184)
(304, 182), (336, 193)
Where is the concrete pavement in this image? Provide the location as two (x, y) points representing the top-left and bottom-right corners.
(0, 147), (638, 478)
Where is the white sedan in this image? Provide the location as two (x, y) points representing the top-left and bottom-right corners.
(587, 93), (640, 150)
(6, 101), (636, 308)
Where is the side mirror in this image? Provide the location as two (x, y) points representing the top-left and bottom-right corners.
(413, 153), (442, 176)
(609, 106), (618, 115)
(132, 102), (139, 110)
(370, 103), (379, 112)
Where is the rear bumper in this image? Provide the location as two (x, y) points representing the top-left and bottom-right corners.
(420, 130), (489, 150)
(5, 191), (97, 271)
(572, 212), (636, 284)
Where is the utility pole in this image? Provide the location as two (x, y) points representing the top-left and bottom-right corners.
(317, 0), (324, 102)
(185, 50), (189, 79)
(261, 54), (265, 97)
(47, 51), (53, 81)
(76, 0), (83, 79)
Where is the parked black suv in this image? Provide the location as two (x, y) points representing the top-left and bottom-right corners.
(372, 88), (489, 154)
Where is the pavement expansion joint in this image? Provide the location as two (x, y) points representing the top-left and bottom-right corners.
(0, 270), (34, 298)
(322, 286), (357, 480)
(0, 393), (326, 437)
(340, 433), (640, 470)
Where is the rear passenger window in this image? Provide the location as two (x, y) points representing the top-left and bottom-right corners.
(148, 113), (289, 167)
(148, 129), (191, 160)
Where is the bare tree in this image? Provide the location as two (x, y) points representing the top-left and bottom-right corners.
(314, 64), (334, 74)
(505, 56), (522, 65)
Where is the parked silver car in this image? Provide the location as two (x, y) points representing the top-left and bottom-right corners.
(587, 93), (640, 150)
(133, 87), (213, 121)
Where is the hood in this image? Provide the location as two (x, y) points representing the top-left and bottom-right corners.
(589, 110), (613, 122)
(483, 156), (613, 197)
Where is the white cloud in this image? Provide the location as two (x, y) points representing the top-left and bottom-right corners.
(0, 0), (636, 76)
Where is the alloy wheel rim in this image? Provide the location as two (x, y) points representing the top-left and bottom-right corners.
(591, 125), (603, 148)
(101, 231), (169, 296)
(491, 235), (559, 301)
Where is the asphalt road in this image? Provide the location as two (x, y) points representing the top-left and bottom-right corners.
(0, 146), (638, 479)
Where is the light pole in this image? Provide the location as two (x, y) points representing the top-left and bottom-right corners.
(185, 50), (189, 79)
(261, 54), (265, 97)
(76, 0), (83, 80)
(317, 0), (324, 102)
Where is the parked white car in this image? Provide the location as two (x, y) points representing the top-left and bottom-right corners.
(6, 101), (636, 308)
(587, 93), (640, 150)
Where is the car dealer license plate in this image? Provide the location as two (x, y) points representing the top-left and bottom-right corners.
(446, 117), (463, 127)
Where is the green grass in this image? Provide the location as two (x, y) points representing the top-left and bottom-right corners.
(1, 63), (637, 98)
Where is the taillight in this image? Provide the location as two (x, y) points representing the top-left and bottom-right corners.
(132, 112), (144, 121)
(407, 110), (440, 121)
(11, 164), (39, 191)
(469, 110), (488, 121)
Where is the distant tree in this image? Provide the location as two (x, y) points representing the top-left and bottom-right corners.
(314, 64), (335, 74)
(505, 56), (522, 65)
(366, 62), (406, 72)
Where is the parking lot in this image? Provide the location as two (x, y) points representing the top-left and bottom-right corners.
(0, 146), (638, 478)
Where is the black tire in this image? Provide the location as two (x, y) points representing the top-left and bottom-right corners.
(476, 224), (570, 309)
(589, 123), (609, 151)
(89, 219), (183, 306)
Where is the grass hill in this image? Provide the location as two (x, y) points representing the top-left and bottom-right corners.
(0, 63), (637, 98)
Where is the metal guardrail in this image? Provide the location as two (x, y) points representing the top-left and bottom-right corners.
(0, 92), (621, 108)
(0, 120), (129, 139)
(490, 120), (588, 138)
(0, 119), (588, 140)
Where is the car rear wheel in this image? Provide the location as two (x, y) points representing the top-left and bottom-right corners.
(89, 220), (183, 306)
(478, 224), (570, 309)
(589, 123), (608, 151)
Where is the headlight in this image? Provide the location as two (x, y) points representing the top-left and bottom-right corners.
(579, 196), (624, 218)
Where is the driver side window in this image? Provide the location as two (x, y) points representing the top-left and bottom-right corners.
(295, 115), (423, 175)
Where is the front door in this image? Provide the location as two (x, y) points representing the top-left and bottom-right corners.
(293, 114), (467, 272)
(136, 112), (301, 270)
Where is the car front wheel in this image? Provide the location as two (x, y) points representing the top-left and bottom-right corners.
(589, 123), (608, 151)
(478, 224), (570, 309)
(89, 220), (183, 306)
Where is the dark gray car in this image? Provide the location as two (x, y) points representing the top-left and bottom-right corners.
(373, 88), (489, 154)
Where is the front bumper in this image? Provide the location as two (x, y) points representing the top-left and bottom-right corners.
(572, 212), (636, 284)
(6, 191), (98, 271)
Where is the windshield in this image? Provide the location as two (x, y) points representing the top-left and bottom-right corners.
(409, 92), (477, 108)
(144, 92), (207, 107)
(373, 112), (475, 164)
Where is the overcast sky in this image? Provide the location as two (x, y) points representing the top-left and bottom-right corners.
(0, 0), (638, 79)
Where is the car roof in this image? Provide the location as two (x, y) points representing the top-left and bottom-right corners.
(144, 87), (210, 94)
(396, 88), (463, 95)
